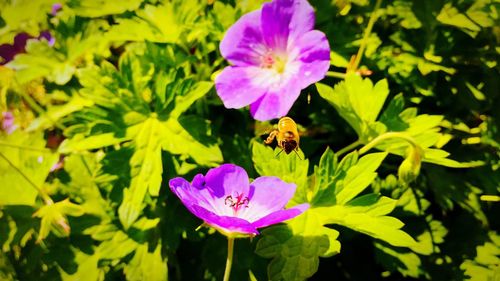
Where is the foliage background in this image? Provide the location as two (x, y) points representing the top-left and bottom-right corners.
(0, 0), (499, 280)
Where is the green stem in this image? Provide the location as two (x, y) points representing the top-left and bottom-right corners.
(17, 91), (65, 130)
(336, 139), (361, 157)
(326, 71), (347, 79)
(358, 132), (418, 155)
(223, 237), (235, 281)
(351, 0), (383, 72)
(0, 151), (53, 205)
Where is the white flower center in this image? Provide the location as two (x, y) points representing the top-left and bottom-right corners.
(261, 51), (288, 74)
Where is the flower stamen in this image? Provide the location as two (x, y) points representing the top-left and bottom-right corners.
(224, 193), (250, 214)
(260, 52), (287, 74)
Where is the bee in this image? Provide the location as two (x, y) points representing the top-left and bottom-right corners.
(264, 117), (301, 157)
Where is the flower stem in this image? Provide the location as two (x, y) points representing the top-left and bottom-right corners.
(358, 132), (418, 155)
(223, 237), (235, 281)
(336, 139), (361, 157)
(350, 0), (383, 72)
(326, 71), (347, 79)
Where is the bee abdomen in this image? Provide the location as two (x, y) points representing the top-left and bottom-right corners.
(278, 117), (297, 132)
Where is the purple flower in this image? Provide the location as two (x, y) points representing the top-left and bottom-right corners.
(1, 111), (17, 134)
(0, 32), (55, 64)
(0, 33), (31, 64)
(51, 3), (62, 16)
(169, 164), (309, 236)
(215, 0), (330, 121)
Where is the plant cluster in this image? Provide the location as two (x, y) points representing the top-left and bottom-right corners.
(0, 0), (498, 280)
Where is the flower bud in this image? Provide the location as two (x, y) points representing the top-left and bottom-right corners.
(398, 146), (423, 184)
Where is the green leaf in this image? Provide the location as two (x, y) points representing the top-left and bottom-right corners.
(251, 141), (309, 204)
(106, 2), (205, 44)
(58, 124), (141, 153)
(375, 242), (423, 278)
(27, 95), (94, 131)
(316, 74), (389, 141)
(318, 195), (417, 247)
(68, 0), (144, 17)
(460, 232), (500, 281)
(422, 151), (484, 168)
(131, 217), (160, 231)
(63, 154), (111, 218)
(160, 118), (223, 166)
(169, 81), (213, 118)
(59, 251), (102, 281)
(0, 131), (59, 205)
(256, 211), (340, 281)
(312, 151), (387, 206)
(465, 82), (486, 101)
(466, 0), (496, 28)
(119, 117), (163, 229)
(335, 152), (388, 204)
(7, 40), (76, 85)
(124, 244), (167, 281)
(0, 0), (52, 44)
(410, 218), (448, 255)
(97, 230), (139, 260)
(386, 0), (422, 29)
(437, 3), (481, 35)
(33, 199), (84, 241)
(311, 147), (337, 200)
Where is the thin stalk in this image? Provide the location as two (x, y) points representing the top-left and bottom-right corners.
(336, 139), (361, 157)
(17, 91), (65, 131)
(326, 71), (347, 79)
(351, 0), (383, 72)
(223, 237), (235, 281)
(0, 151), (53, 205)
(358, 132), (418, 155)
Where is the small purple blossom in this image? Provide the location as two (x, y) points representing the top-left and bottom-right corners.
(51, 3), (63, 16)
(169, 164), (309, 236)
(215, 0), (330, 121)
(1, 111), (17, 134)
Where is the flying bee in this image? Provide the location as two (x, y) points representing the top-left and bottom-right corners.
(264, 117), (301, 157)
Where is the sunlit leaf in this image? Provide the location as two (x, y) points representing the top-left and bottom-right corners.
(256, 211), (340, 281)
(0, 131), (58, 205)
(68, 0), (144, 17)
(124, 243), (167, 281)
(118, 118), (162, 229)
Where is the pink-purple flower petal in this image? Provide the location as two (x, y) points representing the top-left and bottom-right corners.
(288, 0), (315, 42)
(204, 164), (250, 198)
(249, 81), (301, 121)
(219, 10), (263, 67)
(261, 0), (294, 50)
(215, 66), (268, 109)
(238, 176), (297, 221)
(169, 177), (220, 214)
(291, 30), (331, 88)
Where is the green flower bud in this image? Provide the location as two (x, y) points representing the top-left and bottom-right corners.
(398, 145), (424, 184)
